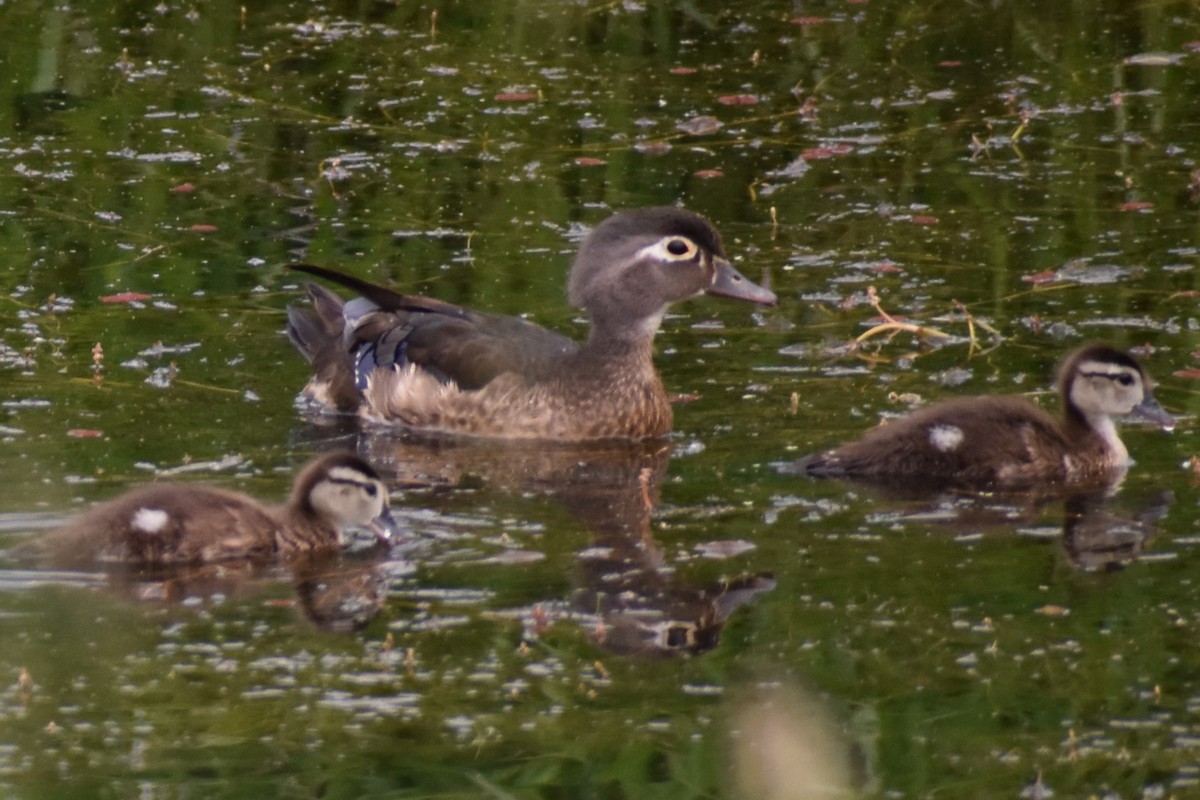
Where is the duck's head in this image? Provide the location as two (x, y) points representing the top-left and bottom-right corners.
(1061, 344), (1175, 431)
(567, 207), (777, 338)
(293, 452), (399, 544)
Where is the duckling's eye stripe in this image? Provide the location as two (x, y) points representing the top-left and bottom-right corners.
(325, 467), (378, 488)
(1078, 366), (1137, 382)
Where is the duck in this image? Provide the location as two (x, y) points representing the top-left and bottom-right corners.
(24, 452), (397, 567)
(285, 206), (777, 441)
(782, 343), (1175, 489)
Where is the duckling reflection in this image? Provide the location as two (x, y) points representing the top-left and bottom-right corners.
(1061, 488), (1172, 572)
(358, 434), (774, 657)
(291, 553), (411, 633)
(0, 554), (398, 634)
(774, 475), (1171, 573)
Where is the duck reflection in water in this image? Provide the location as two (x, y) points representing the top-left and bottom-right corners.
(359, 435), (775, 658)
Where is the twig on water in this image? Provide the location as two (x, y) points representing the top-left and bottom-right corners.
(855, 286), (951, 345)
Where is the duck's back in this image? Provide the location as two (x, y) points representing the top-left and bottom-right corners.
(33, 485), (283, 567)
(353, 302), (579, 389)
(289, 282), (581, 411)
(291, 282), (672, 439)
(802, 396), (1106, 488)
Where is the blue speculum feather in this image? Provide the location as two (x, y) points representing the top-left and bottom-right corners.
(354, 340), (409, 391)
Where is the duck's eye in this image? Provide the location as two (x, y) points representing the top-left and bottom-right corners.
(662, 236), (698, 259)
(1117, 373), (1135, 387)
(364, 484), (378, 497)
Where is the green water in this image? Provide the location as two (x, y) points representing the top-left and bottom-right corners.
(2, 1), (1199, 797)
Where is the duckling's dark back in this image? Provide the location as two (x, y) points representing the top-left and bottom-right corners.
(28, 484), (282, 567)
(795, 396), (1075, 487)
(788, 343), (1173, 490)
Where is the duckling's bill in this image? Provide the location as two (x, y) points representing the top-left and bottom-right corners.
(366, 504), (401, 543)
(1133, 394), (1176, 432)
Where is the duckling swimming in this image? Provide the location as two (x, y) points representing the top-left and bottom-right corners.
(26, 452), (396, 567)
(785, 344), (1174, 489)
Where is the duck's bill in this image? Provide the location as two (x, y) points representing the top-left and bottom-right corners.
(368, 507), (402, 543)
(1132, 395), (1175, 432)
(708, 258), (778, 306)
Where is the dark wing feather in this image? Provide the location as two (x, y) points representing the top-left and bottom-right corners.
(286, 265), (579, 395)
(290, 263), (472, 320)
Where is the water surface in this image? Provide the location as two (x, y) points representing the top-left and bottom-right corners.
(1, 1), (1199, 797)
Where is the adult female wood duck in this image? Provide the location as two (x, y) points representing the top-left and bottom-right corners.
(286, 206), (777, 441)
(25, 453), (397, 567)
(784, 344), (1174, 489)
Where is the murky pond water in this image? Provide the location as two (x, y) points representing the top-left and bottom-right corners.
(2, 1), (1200, 797)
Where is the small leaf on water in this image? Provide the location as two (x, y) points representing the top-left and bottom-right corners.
(189, 224), (218, 232)
(1036, 605), (1069, 617)
(574, 157), (606, 166)
(100, 292), (152, 304)
(800, 144), (851, 159)
(1123, 52), (1183, 66)
(696, 540), (757, 559)
(717, 94), (758, 106)
(670, 67), (698, 75)
(694, 169), (724, 179)
(1119, 201), (1154, 212)
(1173, 368), (1200, 380)
(769, 156), (810, 179)
(67, 429), (103, 439)
(939, 60), (963, 68)
(495, 92), (537, 102)
(1022, 270), (1059, 284)
(169, 182), (195, 193)
(910, 215), (938, 225)
(790, 16), (827, 25)
(490, 550), (545, 565)
(676, 115), (723, 136)
(668, 393), (702, 404)
(634, 140), (672, 155)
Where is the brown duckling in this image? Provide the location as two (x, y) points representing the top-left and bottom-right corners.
(286, 206), (777, 441)
(26, 453), (397, 567)
(784, 344), (1175, 489)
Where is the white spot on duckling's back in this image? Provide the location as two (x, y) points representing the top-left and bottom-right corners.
(131, 507), (170, 535)
(928, 424), (964, 453)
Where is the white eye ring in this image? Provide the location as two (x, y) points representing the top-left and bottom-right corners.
(658, 236), (698, 260)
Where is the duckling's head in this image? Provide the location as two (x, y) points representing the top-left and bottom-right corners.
(1061, 344), (1175, 430)
(567, 207), (776, 337)
(293, 452), (397, 543)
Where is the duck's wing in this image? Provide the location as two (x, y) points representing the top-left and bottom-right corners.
(286, 265), (579, 408)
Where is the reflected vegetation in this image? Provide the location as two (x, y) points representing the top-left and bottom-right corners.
(1, 0), (1200, 798)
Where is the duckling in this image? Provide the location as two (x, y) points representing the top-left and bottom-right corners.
(784, 344), (1175, 489)
(286, 206), (777, 441)
(26, 453), (397, 567)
